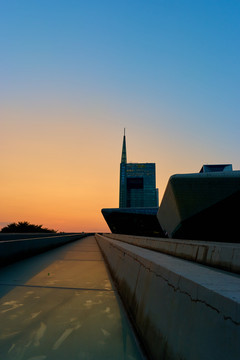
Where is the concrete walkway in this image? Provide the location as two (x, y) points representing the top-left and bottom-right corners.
(96, 234), (240, 360)
(0, 236), (145, 360)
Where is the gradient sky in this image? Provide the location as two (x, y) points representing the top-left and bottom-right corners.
(1, 0), (240, 232)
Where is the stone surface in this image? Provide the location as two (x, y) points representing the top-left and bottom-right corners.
(0, 236), (145, 360)
(0, 234), (89, 267)
(103, 233), (240, 274)
(96, 234), (240, 360)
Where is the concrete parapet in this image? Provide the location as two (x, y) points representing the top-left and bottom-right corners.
(96, 233), (240, 360)
(0, 234), (89, 267)
(102, 233), (240, 274)
(0, 233), (61, 241)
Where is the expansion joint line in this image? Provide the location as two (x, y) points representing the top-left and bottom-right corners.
(0, 283), (114, 292)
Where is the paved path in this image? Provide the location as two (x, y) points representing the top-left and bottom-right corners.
(0, 236), (145, 360)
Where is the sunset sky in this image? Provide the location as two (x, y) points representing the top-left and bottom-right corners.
(1, 1), (240, 232)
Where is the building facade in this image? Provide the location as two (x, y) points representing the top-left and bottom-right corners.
(119, 131), (159, 208)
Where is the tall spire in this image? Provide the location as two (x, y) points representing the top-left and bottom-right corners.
(121, 128), (127, 163)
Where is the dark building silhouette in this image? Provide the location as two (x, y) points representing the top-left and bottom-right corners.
(157, 164), (240, 241)
(101, 207), (164, 237)
(119, 130), (159, 208)
(101, 131), (165, 237)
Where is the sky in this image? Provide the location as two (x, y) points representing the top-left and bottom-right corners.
(1, 0), (240, 232)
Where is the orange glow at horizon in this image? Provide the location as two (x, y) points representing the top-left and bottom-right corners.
(1, 106), (123, 232)
(1, 1), (240, 233)
(1, 102), (235, 233)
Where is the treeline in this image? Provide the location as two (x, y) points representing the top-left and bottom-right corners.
(0, 221), (57, 233)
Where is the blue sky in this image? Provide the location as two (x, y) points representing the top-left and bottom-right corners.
(2, 1), (240, 105)
(1, 0), (240, 230)
(2, 1), (240, 131)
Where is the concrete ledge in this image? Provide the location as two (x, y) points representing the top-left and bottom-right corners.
(0, 234), (89, 267)
(0, 233), (60, 241)
(102, 233), (240, 274)
(96, 233), (240, 360)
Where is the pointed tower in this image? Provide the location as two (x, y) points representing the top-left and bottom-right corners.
(119, 129), (127, 207)
(121, 128), (127, 164)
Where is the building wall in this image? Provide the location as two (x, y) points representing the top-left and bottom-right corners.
(119, 163), (127, 207)
(120, 163), (158, 208)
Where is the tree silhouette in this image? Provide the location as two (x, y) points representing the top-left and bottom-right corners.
(0, 221), (57, 233)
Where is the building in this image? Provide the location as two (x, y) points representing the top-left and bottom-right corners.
(101, 207), (165, 237)
(157, 164), (240, 240)
(200, 164), (233, 173)
(119, 131), (159, 208)
(101, 131), (164, 237)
